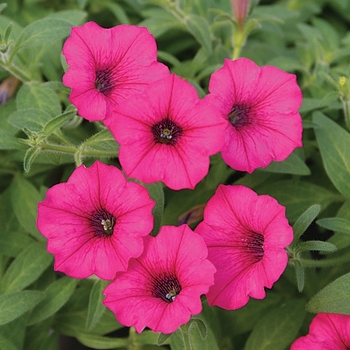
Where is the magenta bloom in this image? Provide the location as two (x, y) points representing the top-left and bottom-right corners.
(204, 57), (303, 173)
(105, 73), (226, 190)
(37, 161), (155, 280)
(103, 225), (216, 334)
(291, 313), (350, 349)
(194, 184), (293, 310)
(62, 21), (169, 122)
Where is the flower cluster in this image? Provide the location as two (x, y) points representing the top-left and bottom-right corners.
(37, 21), (305, 335)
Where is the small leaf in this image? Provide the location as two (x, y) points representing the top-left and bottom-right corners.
(293, 259), (305, 292)
(23, 147), (41, 173)
(10, 175), (43, 239)
(86, 279), (109, 332)
(313, 111), (350, 200)
(0, 242), (53, 293)
(189, 318), (207, 340)
(184, 14), (212, 54)
(28, 277), (78, 325)
(292, 204), (321, 243)
(307, 272), (350, 314)
(317, 217), (350, 235)
(81, 128), (119, 156)
(296, 240), (337, 253)
(144, 182), (164, 236)
(0, 291), (45, 326)
(157, 333), (173, 345)
(43, 109), (76, 135)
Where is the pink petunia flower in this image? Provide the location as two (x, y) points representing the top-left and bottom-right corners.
(62, 21), (169, 122)
(105, 73), (227, 190)
(37, 161), (155, 280)
(291, 313), (350, 350)
(194, 184), (293, 310)
(204, 57), (303, 173)
(103, 225), (216, 334)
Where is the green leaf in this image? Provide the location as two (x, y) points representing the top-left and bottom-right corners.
(28, 277), (78, 325)
(0, 129), (23, 149)
(307, 272), (350, 314)
(43, 109), (76, 135)
(189, 318), (207, 340)
(75, 333), (128, 349)
(244, 300), (306, 350)
(184, 14), (212, 54)
(261, 152), (310, 175)
(81, 128), (119, 156)
(313, 111), (350, 200)
(0, 242), (52, 293)
(157, 333), (172, 345)
(144, 182), (164, 236)
(0, 335), (17, 350)
(317, 217), (350, 235)
(8, 108), (53, 132)
(296, 240), (337, 253)
(23, 147), (42, 173)
(10, 175), (43, 239)
(256, 180), (339, 222)
(16, 83), (61, 116)
(292, 204), (321, 243)
(0, 291), (45, 326)
(293, 259), (305, 292)
(13, 18), (73, 52)
(0, 230), (34, 258)
(106, 3), (130, 24)
(86, 280), (109, 332)
(46, 10), (87, 26)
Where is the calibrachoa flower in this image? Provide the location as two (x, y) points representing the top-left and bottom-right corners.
(291, 313), (350, 349)
(204, 57), (303, 173)
(105, 73), (227, 190)
(194, 184), (293, 310)
(103, 225), (216, 334)
(62, 21), (169, 122)
(37, 161), (155, 280)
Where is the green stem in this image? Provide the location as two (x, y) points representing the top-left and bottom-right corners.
(0, 58), (32, 82)
(180, 324), (192, 350)
(232, 29), (244, 60)
(341, 99), (350, 131)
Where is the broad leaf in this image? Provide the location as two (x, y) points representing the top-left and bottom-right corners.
(313, 112), (350, 200)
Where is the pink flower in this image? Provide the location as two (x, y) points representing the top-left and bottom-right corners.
(37, 161), (155, 280)
(105, 73), (227, 190)
(204, 57), (303, 173)
(62, 21), (169, 122)
(103, 225), (216, 334)
(291, 313), (350, 349)
(194, 184), (293, 310)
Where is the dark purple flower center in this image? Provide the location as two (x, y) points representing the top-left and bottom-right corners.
(90, 208), (116, 237)
(152, 274), (182, 303)
(151, 118), (183, 145)
(228, 104), (251, 129)
(245, 231), (264, 262)
(95, 69), (114, 95)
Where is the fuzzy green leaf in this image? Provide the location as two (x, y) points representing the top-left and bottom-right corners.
(86, 279), (109, 332)
(184, 14), (212, 54)
(0, 291), (45, 326)
(244, 300), (306, 350)
(307, 272), (350, 314)
(0, 242), (52, 293)
(313, 112), (350, 200)
(28, 277), (78, 325)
